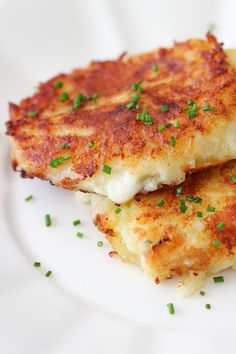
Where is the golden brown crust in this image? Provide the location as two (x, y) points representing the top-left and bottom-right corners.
(6, 34), (236, 194)
(93, 160), (236, 281)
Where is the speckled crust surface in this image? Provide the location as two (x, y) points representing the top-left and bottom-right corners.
(6, 33), (236, 202)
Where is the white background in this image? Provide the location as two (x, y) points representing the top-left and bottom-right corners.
(0, 1), (236, 353)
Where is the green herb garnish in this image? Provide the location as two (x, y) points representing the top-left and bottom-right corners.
(213, 276), (224, 283)
(27, 111), (37, 118)
(131, 80), (143, 93)
(114, 207), (122, 214)
(176, 185), (183, 197)
(103, 165), (112, 174)
(202, 104), (211, 111)
(25, 195), (33, 202)
(170, 136), (176, 147)
(45, 270), (52, 277)
(97, 241), (103, 247)
(217, 222), (225, 231)
(126, 93), (140, 110)
(180, 199), (187, 213)
(156, 199), (165, 208)
(173, 120), (180, 128)
(73, 219), (81, 226)
(73, 93), (84, 109)
(167, 303), (175, 315)
(54, 80), (63, 89)
(59, 144), (70, 149)
(213, 240), (220, 247)
(151, 64), (159, 72)
(200, 290), (205, 296)
(76, 232), (84, 238)
(88, 140), (94, 148)
(157, 125), (166, 132)
(60, 92), (69, 102)
(185, 195), (202, 204)
(207, 205), (216, 212)
(231, 176), (236, 184)
(34, 262), (41, 267)
(205, 304), (211, 310)
(197, 211), (203, 218)
(160, 104), (169, 112)
(45, 214), (51, 227)
(50, 155), (71, 168)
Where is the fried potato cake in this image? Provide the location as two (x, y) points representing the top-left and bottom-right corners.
(91, 160), (236, 294)
(6, 34), (236, 203)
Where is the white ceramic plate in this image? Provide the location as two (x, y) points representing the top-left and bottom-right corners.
(1, 0), (236, 353)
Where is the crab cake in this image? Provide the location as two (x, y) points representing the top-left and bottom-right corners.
(91, 160), (236, 293)
(6, 34), (236, 203)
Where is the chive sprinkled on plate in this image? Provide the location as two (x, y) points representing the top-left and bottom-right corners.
(160, 104), (169, 112)
(60, 92), (69, 102)
(185, 195), (202, 204)
(205, 304), (211, 310)
(170, 136), (176, 147)
(54, 80), (63, 89)
(59, 144), (70, 149)
(180, 199), (187, 213)
(50, 155), (71, 168)
(88, 140), (94, 148)
(207, 205), (216, 212)
(97, 241), (103, 247)
(25, 195), (33, 202)
(217, 222), (225, 231)
(156, 199), (165, 207)
(165, 122), (172, 128)
(114, 207), (122, 214)
(45, 214), (52, 227)
(131, 80), (143, 93)
(76, 232), (84, 238)
(197, 211), (203, 218)
(213, 240), (220, 247)
(103, 165), (112, 174)
(27, 111), (37, 118)
(34, 262), (41, 267)
(200, 290), (206, 296)
(126, 93), (140, 110)
(202, 104), (211, 111)
(45, 270), (52, 277)
(167, 303), (175, 315)
(173, 120), (180, 128)
(213, 275), (224, 283)
(151, 64), (159, 72)
(73, 219), (81, 226)
(158, 125), (166, 132)
(231, 175), (236, 183)
(176, 185), (183, 197)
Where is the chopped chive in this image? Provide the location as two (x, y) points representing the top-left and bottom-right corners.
(200, 290), (205, 296)
(180, 199), (187, 213)
(207, 205), (216, 212)
(145, 121), (154, 126)
(187, 100), (194, 106)
(25, 195), (33, 202)
(45, 214), (51, 227)
(34, 262), (41, 267)
(160, 104), (169, 112)
(97, 241), (103, 247)
(45, 270), (52, 277)
(176, 185), (183, 197)
(188, 110), (197, 118)
(167, 303), (175, 315)
(54, 80), (63, 89)
(213, 240), (220, 247)
(151, 64), (159, 72)
(131, 80), (143, 93)
(88, 140), (94, 148)
(73, 219), (81, 226)
(202, 104), (211, 112)
(185, 195), (202, 204)
(114, 207), (122, 214)
(76, 232), (84, 238)
(165, 122), (172, 128)
(156, 199), (165, 207)
(50, 155), (71, 168)
(27, 111), (37, 118)
(231, 175), (236, 184)
(217, 222), (225, 231)
(103, 165), (112, 174)
(173, 120), (180, 128)
(170, 136), (176, 147)
(73, 93), (84, 109)
(213, 276), (224, 283)
(157, 125), (166, 132)
(60, 92), (69, 102)
(197, 211), (203, 218)
(145, 239), (153, 244)
(126, 93), (140, 110)
(136, 111), (153, 124)
(205, 304), (211, 310)
(183, 106), (189, 112)
(59, 144), (70, 149)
